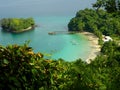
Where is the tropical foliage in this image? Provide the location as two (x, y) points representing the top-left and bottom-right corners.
(0, 43), (73, 89)
(93, 0), (120, 13)
(68, 0), (120, 40)
(1, 42), (120, 89)
(1, 0), (120, 89)
(68, 8), (120, 37)
(0, 18), (35, 32)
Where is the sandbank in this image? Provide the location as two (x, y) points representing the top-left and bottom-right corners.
(80, 32), (101, 64)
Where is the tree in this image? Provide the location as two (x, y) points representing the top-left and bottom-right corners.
(0, 18), (35, 33)
(92, 0), (106, 11)
(0, 43), (73, 89)
(93, 0), (120, 13)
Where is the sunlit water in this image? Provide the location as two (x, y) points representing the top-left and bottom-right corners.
(0, 0), (97, 61)
(0, 16), (91, 61)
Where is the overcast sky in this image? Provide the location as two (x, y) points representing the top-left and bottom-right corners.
(0, 0), (96, 17)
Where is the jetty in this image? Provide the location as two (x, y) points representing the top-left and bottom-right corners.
(48, 31), (79, 35)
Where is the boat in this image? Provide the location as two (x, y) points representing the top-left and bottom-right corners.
(48, 32), (56, 35)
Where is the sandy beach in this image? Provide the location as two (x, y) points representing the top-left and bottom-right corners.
(80, 32), (101, 64)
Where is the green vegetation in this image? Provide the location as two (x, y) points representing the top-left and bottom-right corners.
(68, 0), (120, 38)
(68, 0), (120, 45)
(93, 0), (120, 13)
(68, 9), (120, 37)
(0, 43), (70, 89)
(0, 18), (35, 33)
(1, 41), (120, 89)
(1, 0), (120, 89)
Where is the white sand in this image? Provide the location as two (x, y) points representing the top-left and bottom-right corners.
(80, 32), (101, 64)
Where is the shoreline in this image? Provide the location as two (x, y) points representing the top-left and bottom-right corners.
(80, 32), (101, 64)
(12, 26), (34, 33)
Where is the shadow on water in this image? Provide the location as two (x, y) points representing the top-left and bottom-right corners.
(0, 28), (35, 36)
(0, 28), (35, 45)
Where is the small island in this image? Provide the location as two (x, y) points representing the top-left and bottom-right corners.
(0, 17), (35, 33)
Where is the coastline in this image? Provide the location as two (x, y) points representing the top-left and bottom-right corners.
(11, 26), (35, 33)
(80, 32), (101, 64)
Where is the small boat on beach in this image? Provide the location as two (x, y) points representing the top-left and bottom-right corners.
(48, 32), (56, 35)
(48, 31), (80, 35)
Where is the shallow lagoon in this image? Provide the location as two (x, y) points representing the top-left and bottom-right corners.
(0, 0), (96, 61)
(0, 16), (91, 61)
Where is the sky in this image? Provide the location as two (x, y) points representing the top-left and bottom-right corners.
(0, 0), (96, 17)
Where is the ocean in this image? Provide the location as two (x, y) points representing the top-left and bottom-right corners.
(0, 0), (96, 61)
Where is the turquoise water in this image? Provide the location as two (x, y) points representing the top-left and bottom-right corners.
(0, 16), (91, 61)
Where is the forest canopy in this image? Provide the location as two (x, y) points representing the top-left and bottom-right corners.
(68, 0), (120, 37)
(0, 18), (35, 33)
(68, 8), (120, 37)
(92, 0), (120, 13)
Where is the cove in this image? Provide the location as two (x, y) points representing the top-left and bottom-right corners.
(0, 16), (91, 61)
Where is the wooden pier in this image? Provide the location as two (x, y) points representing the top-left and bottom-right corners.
(48, 31), (79, 35)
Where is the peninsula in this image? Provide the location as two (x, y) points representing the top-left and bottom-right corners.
(0, 18), (35, 33)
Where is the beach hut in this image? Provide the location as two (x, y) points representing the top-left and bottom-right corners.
(103, 36), (113, 42)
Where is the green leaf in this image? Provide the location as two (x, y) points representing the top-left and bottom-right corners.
(3, 59), (9, 64)
(9, 77), (21, 87)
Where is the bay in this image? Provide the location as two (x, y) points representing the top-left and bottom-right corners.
(0, 0), (96, 61)
(0, 16), (91, 61)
